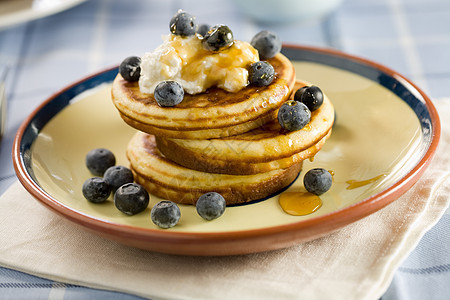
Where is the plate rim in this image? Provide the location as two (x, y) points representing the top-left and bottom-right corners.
(12, 44), (441, 255)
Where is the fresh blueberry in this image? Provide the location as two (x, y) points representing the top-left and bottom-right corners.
(202, 24), (234, 52)
(169, 10), (197, 36)
(82, 177), (111, 203)
(278, 100), (311, 131)
(114, 183), (149, 215)
(250, 30), (282, 60)
(196, 192), (226, 221)
(119, 56), (141, 82)
(303, 168), (332, 195)
(85, 148), (116, 176)
(151, 201), (181, 229)
(248, 61), (275, 87)
(154, 80), (184, 107)
(294, 85), (324, 112)
(104, 165), (134, 192)
(197, 23), (210, 37)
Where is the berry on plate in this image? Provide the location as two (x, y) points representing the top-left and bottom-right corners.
(114, 183), (149, 215)
(104, 165), (134, 192)
(151, 201), (181, 229)
(82, 177), (111, 203)
(303, 168), (332, 195)
(196, 192), (226, 221)
(85, 148), (116, 176)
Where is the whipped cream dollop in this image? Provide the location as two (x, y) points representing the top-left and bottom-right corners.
(138, 34), (259, 95)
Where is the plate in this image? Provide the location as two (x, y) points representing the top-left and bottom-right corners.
(13, 45), (440, 256)
(0, 0), (87, 31)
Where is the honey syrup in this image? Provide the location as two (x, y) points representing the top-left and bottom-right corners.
(279, 192), (322, 216)
(346, 174), (386, 190)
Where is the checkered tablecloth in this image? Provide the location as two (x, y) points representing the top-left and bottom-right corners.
(0, 0), (449, 299)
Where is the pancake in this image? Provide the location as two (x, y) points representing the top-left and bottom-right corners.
(127, 132), (303, 205)
(156, 81), (334, 174)
(112, 53), (296, 139)
(156, 131), (330, 175)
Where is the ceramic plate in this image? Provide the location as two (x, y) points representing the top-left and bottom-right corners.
(13, 45), (440, 256)
(0, 0), (87, 30)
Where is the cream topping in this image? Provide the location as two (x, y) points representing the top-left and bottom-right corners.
(138, 34), (259, 95)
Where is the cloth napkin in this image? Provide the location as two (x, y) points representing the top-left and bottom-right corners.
(0, 100), (449, 300)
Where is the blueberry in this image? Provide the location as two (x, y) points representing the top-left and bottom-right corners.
(250, 30), (282, 60)
(119, 56), (141, 82)
(85, 148), (116, 176)
(278, 100), (311, 131)
(248, 61), (275, 86)
(151, 201), (181, 229)
(202, 24), (234, 52)
(197, 23), (210, 37)
(104, 165), (134, 192)
(170, 10), (197, 36)
(303, 168), (332, 195)
(82, 177), (111, 203)
(294, 85), (324, 112)
(114, 183), (149, 215)
(196, 192), (226, 221)
(154, 80), (184, 107)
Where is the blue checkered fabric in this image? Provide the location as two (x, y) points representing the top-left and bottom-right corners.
(0, 0), (449, 299)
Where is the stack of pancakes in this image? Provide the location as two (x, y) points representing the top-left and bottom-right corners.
(111, 53), (334, 205)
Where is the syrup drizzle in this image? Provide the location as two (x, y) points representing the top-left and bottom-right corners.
(346, 174), (386, 190)
(279, 173), (387, 215)
(279, 192), (322, 216)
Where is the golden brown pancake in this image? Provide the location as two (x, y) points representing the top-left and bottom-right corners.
(112, 53), (296, 139)
(155, 81), (334, 174)
(127, 132), (303, 205)
(156, 131), (330, 175)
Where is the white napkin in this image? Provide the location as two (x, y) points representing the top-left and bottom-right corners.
(0, 99), (449, 300)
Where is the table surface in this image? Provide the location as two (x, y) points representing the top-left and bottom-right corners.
(0, 0), (449, 299)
